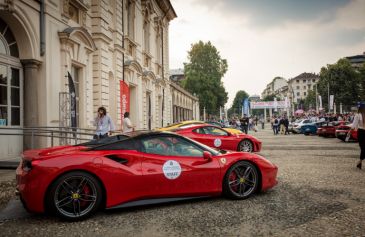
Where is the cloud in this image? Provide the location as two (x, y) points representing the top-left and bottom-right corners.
(169, 0), (365, 107)
(191, 0), (349, 28)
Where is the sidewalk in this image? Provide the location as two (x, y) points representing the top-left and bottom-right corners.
(0, 161), (19, 169)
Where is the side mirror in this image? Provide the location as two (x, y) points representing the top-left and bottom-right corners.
(203, 151), (212, 160)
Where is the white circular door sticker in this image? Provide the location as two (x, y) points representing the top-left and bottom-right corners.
(162, 160), (182, 180)
(214, 138), (222, 147)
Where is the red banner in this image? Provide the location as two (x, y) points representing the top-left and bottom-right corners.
(120, 81), (130, 120)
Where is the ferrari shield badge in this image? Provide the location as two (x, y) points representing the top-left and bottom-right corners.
(220, 158), (227, 164)
(214, 138), (222, 147)
(162, 160), (182, 180)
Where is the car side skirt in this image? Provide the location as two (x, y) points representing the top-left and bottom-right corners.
(106, 196), (211, 210)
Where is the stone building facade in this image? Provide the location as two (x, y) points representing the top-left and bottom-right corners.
(261, 77), (288, 99)
(288, 72), (319, 103)
(170, 82), (199, 123)
(0, 0), (176, 160)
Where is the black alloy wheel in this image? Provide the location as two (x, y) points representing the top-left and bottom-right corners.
(238, 139), (253, 152)
(46, 171), (102, 220)
(223, 161), (259, 199)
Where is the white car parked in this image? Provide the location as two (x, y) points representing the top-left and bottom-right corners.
(292, 119), (312, 133)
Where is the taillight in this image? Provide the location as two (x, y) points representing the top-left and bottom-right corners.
(22, 160), (32, 172)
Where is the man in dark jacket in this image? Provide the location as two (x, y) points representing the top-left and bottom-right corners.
(240, 114), (249, 134)
(284, 116), (290, 135)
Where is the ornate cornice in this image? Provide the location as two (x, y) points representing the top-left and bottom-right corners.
(0, 0), (15, 13)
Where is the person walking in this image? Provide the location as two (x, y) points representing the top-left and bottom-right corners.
(279, 116), (285, 134)
(284, 116), (290, 135)
(273, 116), (279, 135)
(123, 112), (135, 133)
(350, 102), (365, 169)
(260, 117), (265, 129)
(94, 106), (115, 139)
(240, 114), (249, 134)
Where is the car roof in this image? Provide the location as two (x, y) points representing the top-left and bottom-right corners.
(172, 123), (221, 132)
(123, 130), (178, 138)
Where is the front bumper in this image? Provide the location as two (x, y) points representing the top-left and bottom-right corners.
(254, 142), (262, 152)
(261, 165), (278, 191)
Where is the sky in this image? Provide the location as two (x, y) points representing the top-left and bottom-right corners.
(168, 0), (365, 107)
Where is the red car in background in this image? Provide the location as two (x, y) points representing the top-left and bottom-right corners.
(16, 131), (277, 221)
(335, 124), (358, 142)
(173, 124), (262, 153)
(317, 121), (348, 138)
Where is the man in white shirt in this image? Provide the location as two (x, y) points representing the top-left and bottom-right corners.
(94, 107), (115, 139)
(350, 102), (365, 169)
(123, 112), (135, 133)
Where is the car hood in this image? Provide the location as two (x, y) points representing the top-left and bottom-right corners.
(224, 128), (242, 134)
(217, 150), (276, 167)
(236, 133), (261, 143)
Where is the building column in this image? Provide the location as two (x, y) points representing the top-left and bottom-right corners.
(21, 59), (42, 150)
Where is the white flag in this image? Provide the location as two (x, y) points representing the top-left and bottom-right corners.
(274, 97), (278, 112)
(330, 95), (334, 110)
(318, 95), (323, 110)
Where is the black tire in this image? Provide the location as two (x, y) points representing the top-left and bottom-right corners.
(46, 171), (102, 221)
(223, 161), (259, 199)
(238, 139), (253, 152)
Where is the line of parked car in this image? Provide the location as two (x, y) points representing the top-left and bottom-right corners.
(289, 119), (357, 142)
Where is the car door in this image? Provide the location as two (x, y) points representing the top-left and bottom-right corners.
(92, 138), (145, 203)
(139, 135), (221, 197)
(198, 126), (237, 150)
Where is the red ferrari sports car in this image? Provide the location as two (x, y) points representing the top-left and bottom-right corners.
(173, 124), (262, 153)
(335, 124), (358, 142)
(317, 121), (348, 138)
(16, 131), (277, 220)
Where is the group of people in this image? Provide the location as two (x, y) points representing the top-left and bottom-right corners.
(270, 116), (290, 135)
(93, 106), (134, 140)
(228, 115), (264, 134)
(292, 112), (356, 124)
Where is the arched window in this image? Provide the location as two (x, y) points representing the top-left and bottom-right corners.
(0, 18), (22, 127)
(0, 18), (19, 57)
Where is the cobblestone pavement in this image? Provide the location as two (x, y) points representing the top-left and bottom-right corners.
(0, 126), (363, 237)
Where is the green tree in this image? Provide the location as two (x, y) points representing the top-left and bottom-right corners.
(303, 89), (316, 110)
(317, 58), (361, 111)
(359, 63), (365, 101)
(183, 41), (228, 115)
(262, 94), (280, 101)
(227, 90), (249, 117)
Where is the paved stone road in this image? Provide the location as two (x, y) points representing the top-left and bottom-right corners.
(0, 126), (363, 237)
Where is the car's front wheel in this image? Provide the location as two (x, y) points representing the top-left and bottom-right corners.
(223, 161), (259, 199)
(46, 171), (102, 221)
(238, 139), (253, 152)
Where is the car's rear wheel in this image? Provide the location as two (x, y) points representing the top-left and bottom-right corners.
(238, 139), (253, 152)
(223, 161), (259, 199)
(46, 171), (102, 221)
